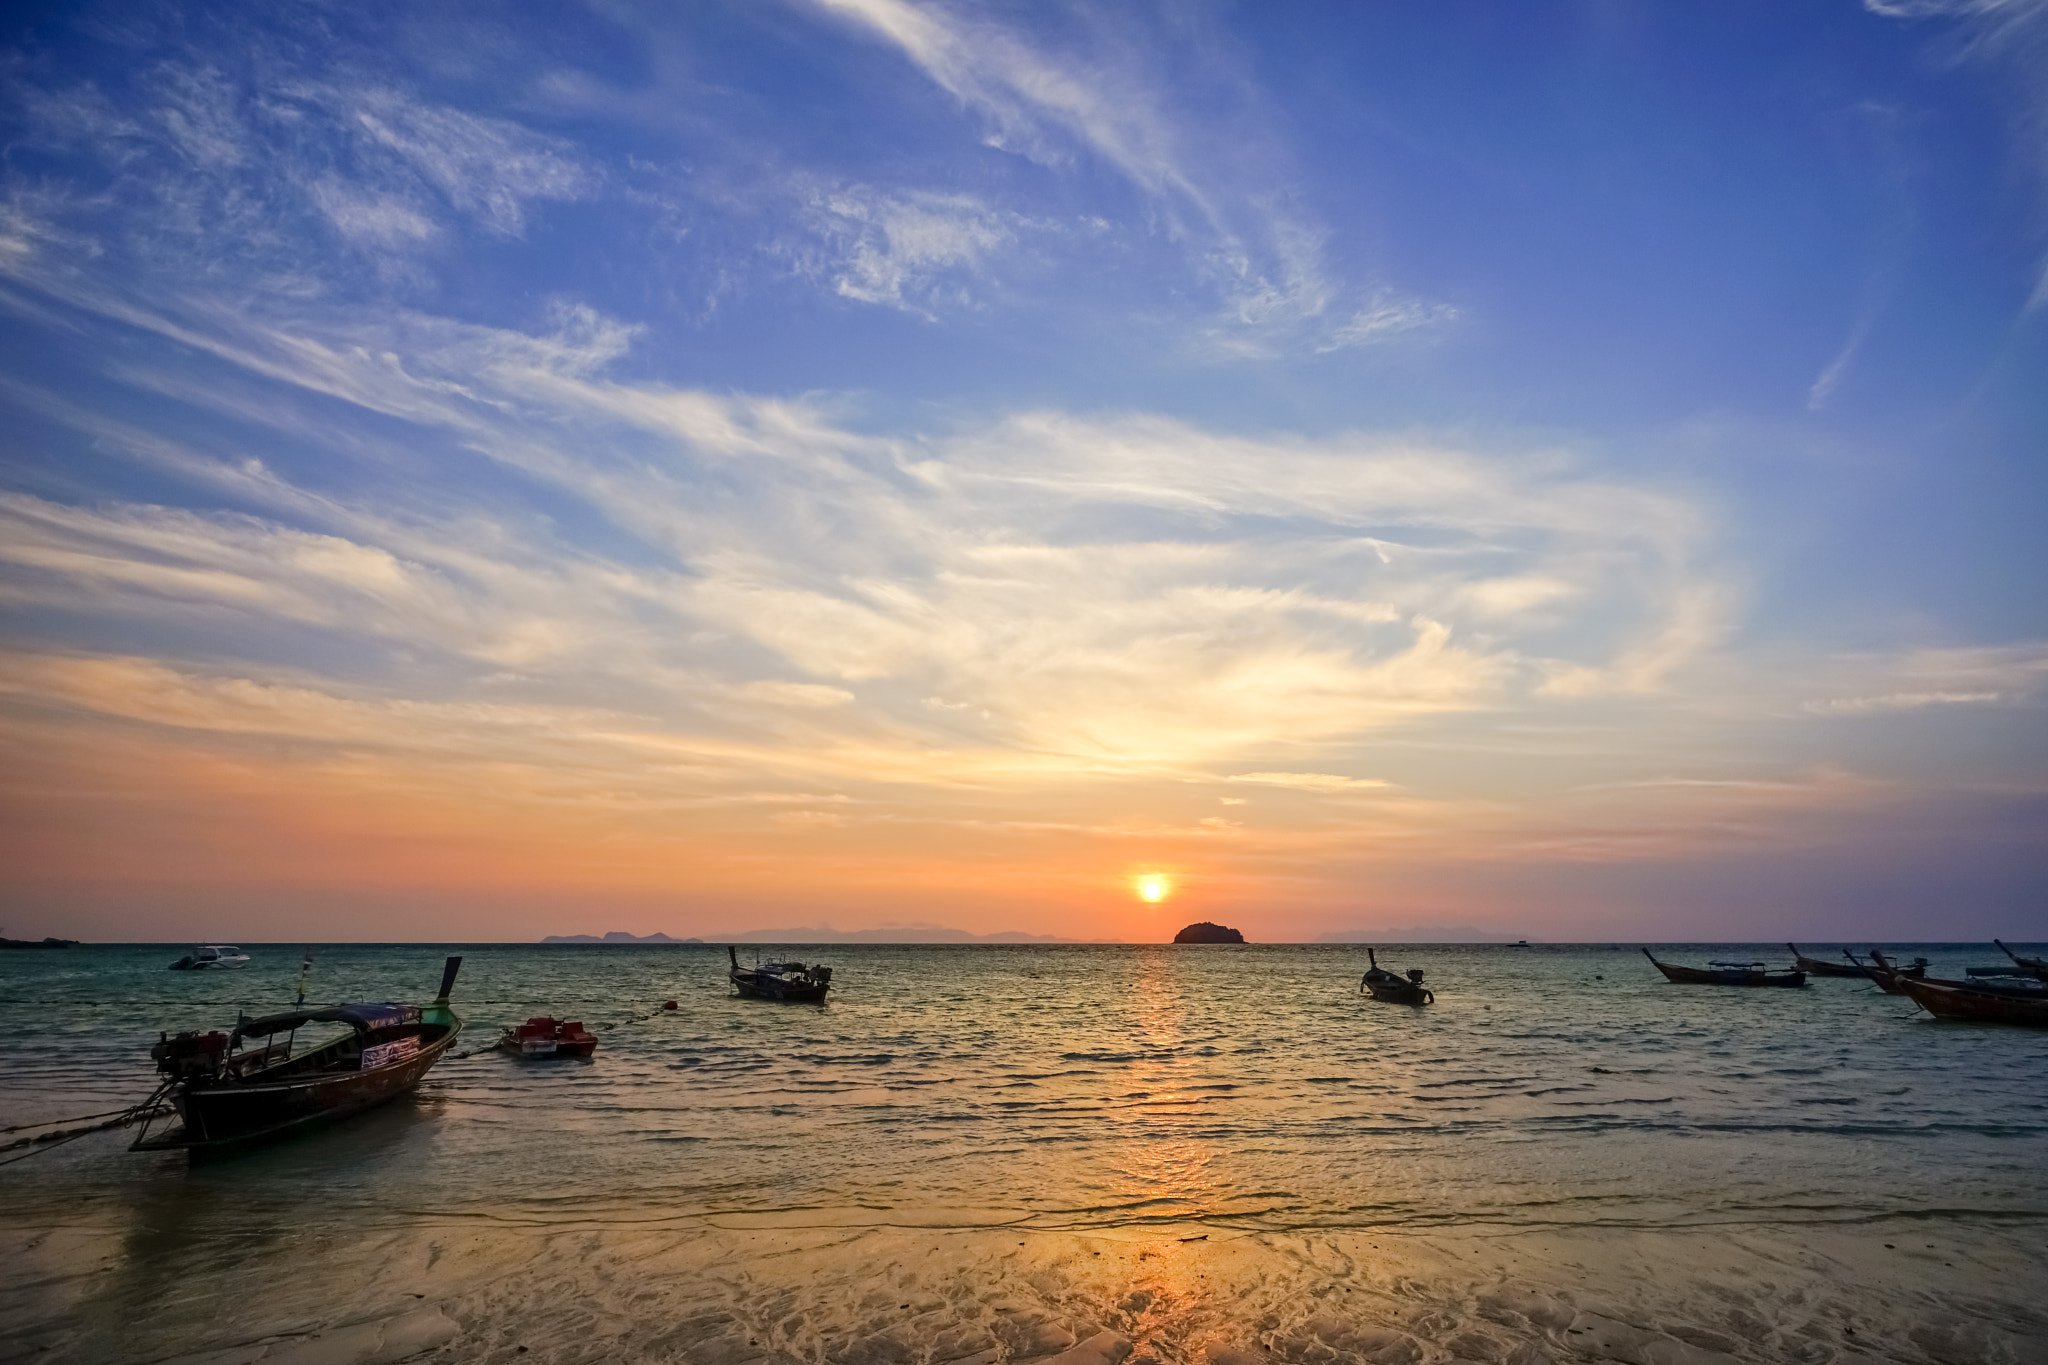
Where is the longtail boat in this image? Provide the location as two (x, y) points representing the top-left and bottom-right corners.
(1995, 940), (2048, 983)
(728, 946), (833, 1002)
(134, 956), (463, 1158)
(1858, 949), (1929, 995)
(1642, 950), (1806, 987)
(1359, 947), (1433, 1004)
(1786, 943), (1870, 977)
(1898, 974), (2048, 1028)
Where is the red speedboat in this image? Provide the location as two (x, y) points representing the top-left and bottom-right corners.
(499, 1016), (598, 1058)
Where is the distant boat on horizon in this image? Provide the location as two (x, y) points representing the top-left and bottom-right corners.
(168, 945), (249, 970)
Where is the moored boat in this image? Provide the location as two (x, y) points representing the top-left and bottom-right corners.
(169, 944), (249, 970)
(1858, 949), (1929, 994)
(1898, 974), (2048, 1028)
(728, 946), (832, 1002)
(1359, 947), (1433, 1004)
(1642, 950), (1806, 987)
(133, 956), (463, 1157)
(1994, 940), (2048, 983)
(1786, 943), (1871, 977)
(499, 1016), (598, 1057)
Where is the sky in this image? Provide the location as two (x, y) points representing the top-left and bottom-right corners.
(1, 0), (2044, 944)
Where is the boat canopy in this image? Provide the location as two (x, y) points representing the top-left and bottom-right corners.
(233, 1002), (420, 1041)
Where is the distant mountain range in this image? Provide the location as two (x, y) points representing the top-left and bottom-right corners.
(722, 924), (1101, 944)
(1314, 925), (1514, 943)
(541, 931), (704, 944)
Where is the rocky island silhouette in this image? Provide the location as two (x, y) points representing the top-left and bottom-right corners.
(1173, 922), (1246, 944)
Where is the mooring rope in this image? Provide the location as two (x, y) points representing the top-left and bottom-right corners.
(0, 1082), (173, 1165)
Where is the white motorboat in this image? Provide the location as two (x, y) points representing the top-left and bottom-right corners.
(169, 944), (250, 970)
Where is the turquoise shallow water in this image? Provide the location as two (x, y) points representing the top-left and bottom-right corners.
(2, 942), (2045, 1363)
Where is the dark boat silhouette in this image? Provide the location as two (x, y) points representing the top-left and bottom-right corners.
(1786, 943), (1870, 977)
(1855, 949), (1928, 994)
(1995, 940), (2048, 983)
(1642, 950), (1805, 987)
(1359, 948), (1433, 1004)
(133, 956), (463, 1157)
(728, 946), (832, 1002)
(1897, 972), (2048, 1027)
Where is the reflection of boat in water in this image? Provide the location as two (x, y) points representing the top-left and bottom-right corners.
(1359, 948), (1433, 1005)
(1642, 950), (1805, 987)
(169, 944), (249, 970)
(499, 1016), (598, 1057)
(133, 957), (463, 1157)
(1898, 973), (2048, 1028)
(728, 946), (832, 1002)
(1786, 944), (1869, 977)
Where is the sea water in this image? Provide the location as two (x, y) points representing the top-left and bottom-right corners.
(1, 942), (2043, 1364)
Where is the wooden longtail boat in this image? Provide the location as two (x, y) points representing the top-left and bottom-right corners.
(1642, 950), (1806, 987)
(1858, 949), (1928, 995)
(1359, 948), (1433, 1004)
(1898, 975), (2048, 1028)
(728, 946), (832, 1002)
(133, 956), (463, 1158)
(1995, 940), (2048, 983)
(1786, 944), (1871, 977)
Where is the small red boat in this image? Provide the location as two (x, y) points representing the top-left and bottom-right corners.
(499, 1016), (598, 1058)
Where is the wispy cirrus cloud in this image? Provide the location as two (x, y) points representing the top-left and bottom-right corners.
(1865, 0), (2048, 308)
(0, 263), (1717, 779)
(805, 186), (1018, 314)
(805, 0), (1455, 353)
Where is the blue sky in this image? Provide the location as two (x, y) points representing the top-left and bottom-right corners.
(1, 0), (2044, 942)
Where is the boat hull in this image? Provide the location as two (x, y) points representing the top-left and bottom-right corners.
(1644, 952), (1805, 987)
(730, 971), (830, 1002)
(1899, 977), (2048, 1027)
(1362, 979), (1433, 1005)
(1787, 946), (1868, 977)
(135, 1014), (460, 1155)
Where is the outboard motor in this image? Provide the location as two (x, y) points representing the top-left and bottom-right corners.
(1406, 969), (1426, 983)
(152, 1030), (230, 1079)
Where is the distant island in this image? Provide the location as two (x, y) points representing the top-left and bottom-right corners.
(1174, 922), (1245, 944)
(0, 934), (80, 950)
(541, 931), (705, 944)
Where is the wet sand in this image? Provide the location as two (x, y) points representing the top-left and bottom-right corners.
(5, 1218), (2042, 1364)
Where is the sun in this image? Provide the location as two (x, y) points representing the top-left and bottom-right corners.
(1137, 876), (1170, 903)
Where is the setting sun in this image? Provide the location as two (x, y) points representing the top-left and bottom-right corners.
(1137, 876), (1170, 902)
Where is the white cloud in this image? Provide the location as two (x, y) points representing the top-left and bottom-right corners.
(0, 270), (1729, 777)
(1224, 772), (1393, 792)
(310, 176), (438, 247)
(1804, 690), (2004, 714)
(336, 89), (594, 237)
(807, 187), (1015, 313)
(807, 0), (1454, 352)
